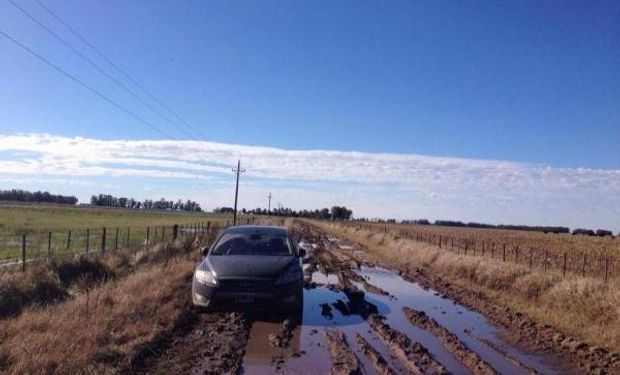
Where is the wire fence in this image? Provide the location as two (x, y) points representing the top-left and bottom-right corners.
(344, 222), (617, 283)
(0, 217), (259, 271)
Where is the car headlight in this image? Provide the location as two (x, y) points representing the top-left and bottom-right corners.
(195, 267), (217, 286)
(275, 263), (301, 285)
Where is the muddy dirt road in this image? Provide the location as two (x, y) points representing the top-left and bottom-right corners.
(132, 223), (615, 374)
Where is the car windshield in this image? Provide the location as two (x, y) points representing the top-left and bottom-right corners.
(210, 232), (293, 256)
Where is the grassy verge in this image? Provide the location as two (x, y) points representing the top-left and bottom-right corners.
(315, 221), (620, 353)
(0, 234), (207, 373)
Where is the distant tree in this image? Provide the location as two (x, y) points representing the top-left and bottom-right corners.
(0, 189), (77, 205)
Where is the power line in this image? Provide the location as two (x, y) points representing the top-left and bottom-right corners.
(33, 0), (207, 140)
(0, 28), (175, 139)
(8, 0), (197, 140)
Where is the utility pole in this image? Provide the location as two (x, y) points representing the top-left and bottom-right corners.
(267, 192), (273, 215)
(232, 160), (245, 225)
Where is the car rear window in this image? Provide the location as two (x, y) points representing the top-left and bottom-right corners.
(210, 232), (293, 256)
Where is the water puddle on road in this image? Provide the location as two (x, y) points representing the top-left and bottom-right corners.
(240, 265), (563, 374)
(356, 266), (562, 375)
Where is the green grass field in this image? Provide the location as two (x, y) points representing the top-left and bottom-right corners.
(0, 203), (244, 262)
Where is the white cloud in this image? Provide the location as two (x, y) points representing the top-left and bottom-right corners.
(0, 133), (618, 229)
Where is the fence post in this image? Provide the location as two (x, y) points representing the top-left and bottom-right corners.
(562, 252), (567, 277)
(126, 227), (131, 246)
(21, 233), (26, 272)
(47, 231), (52, 259)
(101, 227), (106, 254)
(173, 224), (178, 240)
(605, 257), (609, 284)
(154, 227), (158, 242)
(529, 248), (533, 269)
(502, 244), (506, 262)
(66, 230), (72, 250)
(491, 242), (494, 258)
(115, 228), (119, 249)
(514, 245), (519, 264)
(86, 228), (90, 253)
(544, 251), (548, 272)
(146, 226), (150, 245)
(161, 226), (165, 241)
(582, 253), (586, 277)
(207, 221), (211, 233)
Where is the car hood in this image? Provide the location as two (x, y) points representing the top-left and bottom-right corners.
(206, 255), (296, 279)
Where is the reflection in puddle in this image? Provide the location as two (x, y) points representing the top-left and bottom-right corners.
(241, 264), (562, 375)
(356, 266), (561, 375)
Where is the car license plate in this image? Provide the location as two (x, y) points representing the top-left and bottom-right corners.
(235, 294), (255, 303)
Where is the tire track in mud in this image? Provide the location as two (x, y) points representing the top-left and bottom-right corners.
(366, 314), (448, 375)
(355, 333), (396, 375)
(402, 307), (498, 375)
(324, 329), (361, 375)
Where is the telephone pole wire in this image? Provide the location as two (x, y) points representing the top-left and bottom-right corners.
(232, 160), (245, 225)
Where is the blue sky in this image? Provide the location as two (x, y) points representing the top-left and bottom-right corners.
(0, 1), (619, 228)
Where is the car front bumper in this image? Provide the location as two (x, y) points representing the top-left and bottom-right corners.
(192, 276), (302, 310)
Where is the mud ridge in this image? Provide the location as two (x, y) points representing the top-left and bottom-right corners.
(367, 313), (448, 375)
(402, 306), (498, 375)
(268, 318), (296, 348)
(324, 329), (362, 375)
(355, 332), (396, 375)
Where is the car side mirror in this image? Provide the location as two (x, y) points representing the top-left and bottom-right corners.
(298, 248), (306, 258)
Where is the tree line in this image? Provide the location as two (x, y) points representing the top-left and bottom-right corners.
(374, 218), (614, 236)
(90, 194), (202, 212)
(0, 189), (78, 205)
(234, 205), (353, 220)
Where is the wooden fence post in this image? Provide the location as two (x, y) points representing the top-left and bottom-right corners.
(161, 226), (165, 241)
(544, 251), (548, 272)
(115, 228), (119, 249)
(173, 224), (178, 240)
(126, 227), (131, 246)
(605, 257), (609, 284)
(529, 248), (533, 269)
(47, 231), (52, 259)
(502, 244), (506, 262)
(491, 242), (494, 259)
(146, 227), (150, 245)
(66, 230), (72, 250)
(21, 233), (26, 272)
(207, 221), (211, 233)
(86, 229), (90, 253)
(101, 227), (106, 254)
(582, 253), (586, 277)
(562, 252), (567, 277)
(514, 245), (519, 264)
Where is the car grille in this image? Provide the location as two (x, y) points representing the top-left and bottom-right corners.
(219, 279), (273, 291)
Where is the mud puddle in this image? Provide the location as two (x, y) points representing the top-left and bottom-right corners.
(355, 266), (561, 374)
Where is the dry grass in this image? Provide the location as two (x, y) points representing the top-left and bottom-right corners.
(0, 232), (204, 320)
(0, 258), (195, 374)
(348, 221), (620, 279)
(317, 221), (620, 353)
(0, 235), (204, 374)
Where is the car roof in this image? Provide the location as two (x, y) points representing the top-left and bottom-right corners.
(223, 225), (289, 236)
